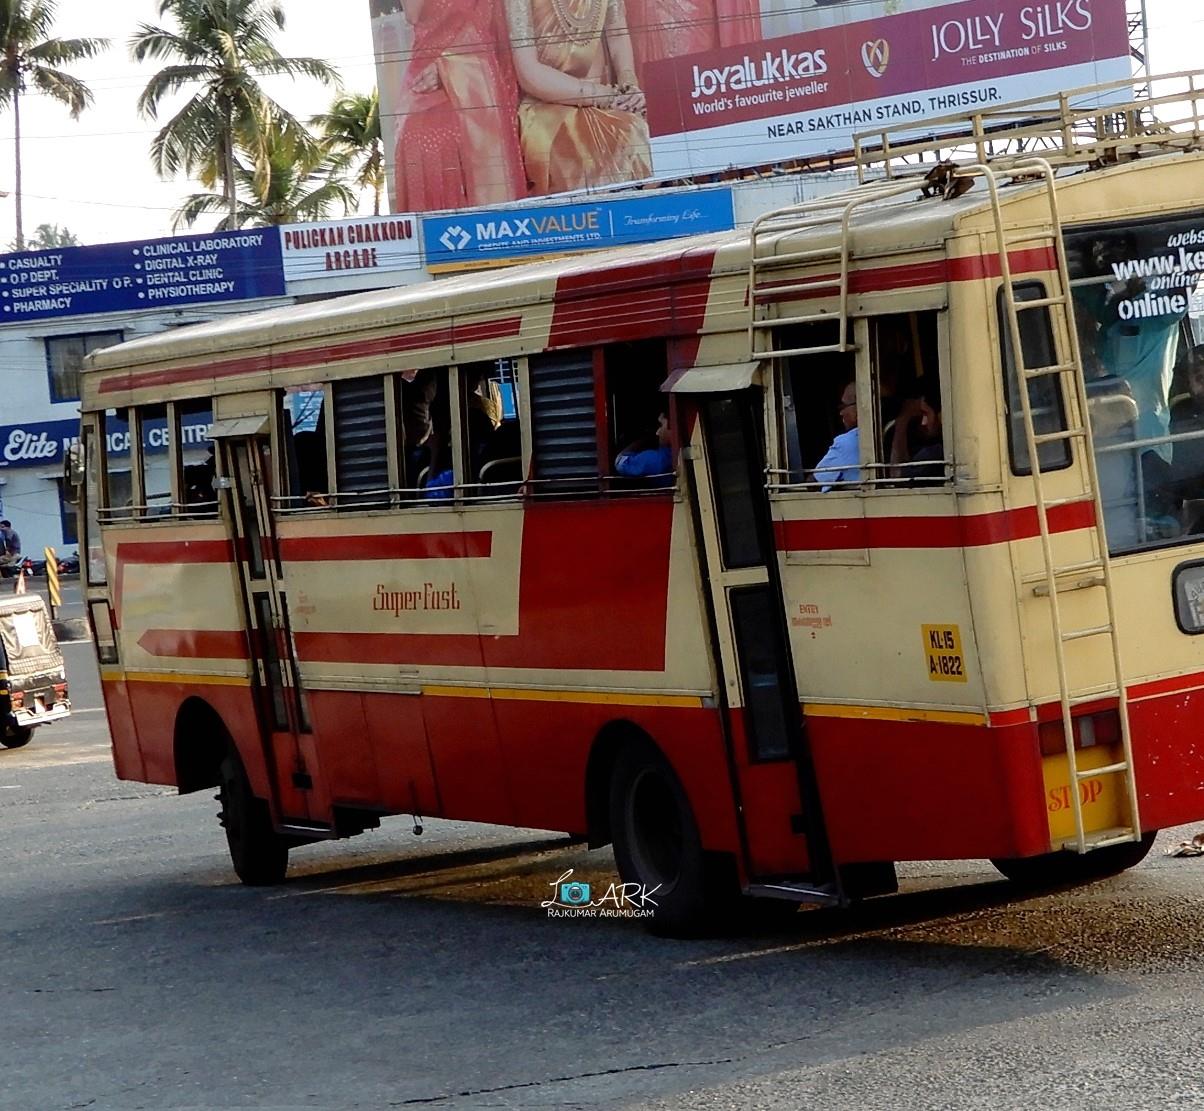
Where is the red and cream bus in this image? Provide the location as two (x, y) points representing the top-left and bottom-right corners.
(80, 75), (1204, 933)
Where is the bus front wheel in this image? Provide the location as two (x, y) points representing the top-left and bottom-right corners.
(218, 750), (289, 886)
(609, 741), (733, 936)
(991, 831), (1157, 888)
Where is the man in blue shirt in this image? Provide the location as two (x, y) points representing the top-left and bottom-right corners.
(813, 381), (860, 491)
(615, 413), (673, 483)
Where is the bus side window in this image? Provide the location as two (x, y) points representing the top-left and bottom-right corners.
(778, 322), (855, 487)
(460, 359), (522, 493)
(331, 376), (389, 508)
(282, 386), (330, 508)
(177, 398), (216, 516)
(528, 349), (599, 493)
(102, 408), (135, 521)
(999, 282), (1072, 476)
(397, 368), (451, 498)
(869, 311), (946, 486)
(134, 403), (173, 516)
(605, 340), (673, 487)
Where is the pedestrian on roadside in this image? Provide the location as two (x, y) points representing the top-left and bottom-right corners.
(0, 519), (21, 569)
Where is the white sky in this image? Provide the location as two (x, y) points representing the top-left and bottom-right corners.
(0, 0), (1196, 247)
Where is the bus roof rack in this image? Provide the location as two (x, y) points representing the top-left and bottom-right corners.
(854, 69), (1204, 183)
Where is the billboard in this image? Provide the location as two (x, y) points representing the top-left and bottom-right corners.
(370, 0), (1132, 213)
(279, 215), (420, 281)
(421, 186), (734, 272)
(0, 229), (284, 323)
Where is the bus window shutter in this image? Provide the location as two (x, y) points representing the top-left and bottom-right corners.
(529, 352), (598, 490)
(332, 377), (389, 503)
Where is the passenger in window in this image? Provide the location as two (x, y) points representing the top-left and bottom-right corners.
(890, 390), (944, 483)
(402, 369), (441, 486)
(615, 412), (673, 485)
(183, 446), (216, 505)
(812, 380), (859, 492)
(465, 368), (504, 478)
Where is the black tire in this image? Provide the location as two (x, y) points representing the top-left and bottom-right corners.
(218, 750), (289, 886)
(1, 724), (32, 749)
(992, 831), (1157, 888)
(609, 741), (736, 936)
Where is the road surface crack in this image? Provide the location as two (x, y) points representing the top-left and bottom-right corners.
(390, 1058), (736, 1105)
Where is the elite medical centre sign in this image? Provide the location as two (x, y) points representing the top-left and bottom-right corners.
(647, 0), (1131, 176)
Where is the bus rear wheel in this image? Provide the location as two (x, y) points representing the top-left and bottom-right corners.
(218, 750), (289, 886)
(1, 724), (32, 748)
(609, 741), (734, 936)
(991, 831), (1157, 888)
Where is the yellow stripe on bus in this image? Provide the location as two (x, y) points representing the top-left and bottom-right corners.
(423, 685), (705, 709)
(101, 670), (251, 688)
(803, 702), (987, 727)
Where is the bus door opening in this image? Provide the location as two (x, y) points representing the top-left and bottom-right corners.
(221, 432), (323, 827)
(688, 390), (836, 889)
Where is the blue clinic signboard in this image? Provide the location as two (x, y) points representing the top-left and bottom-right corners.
(421, 187), (734, 272)
(1, 229), (285, 322)
(0, 411), (213, 469)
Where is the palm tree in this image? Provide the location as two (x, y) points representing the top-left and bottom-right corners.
(312, 90), (384, 216)
(11, 220), (78, 250)
(130, 0), (338, 228)
(172, 124), (356, 231)
(0, 1), (106, 250)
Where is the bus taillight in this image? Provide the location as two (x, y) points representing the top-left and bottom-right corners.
(1038, 710), (1122, 757)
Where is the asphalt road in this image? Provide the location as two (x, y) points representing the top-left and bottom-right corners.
(5, 642), (1204, 1109)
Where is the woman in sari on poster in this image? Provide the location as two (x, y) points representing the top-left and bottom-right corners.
(393, 0), (527, 211)
(505, 0), (653, 196)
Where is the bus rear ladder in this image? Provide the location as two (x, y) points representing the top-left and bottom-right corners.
(973, 157), (1141, 854)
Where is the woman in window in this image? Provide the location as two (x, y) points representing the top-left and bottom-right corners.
(505, 0), (652, 195)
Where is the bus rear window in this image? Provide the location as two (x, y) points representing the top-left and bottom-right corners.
(999, 282), (1071, 476)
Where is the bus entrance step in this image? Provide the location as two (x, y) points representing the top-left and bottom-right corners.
(278, 821), (338, 841)
(746, 881), (841, 906)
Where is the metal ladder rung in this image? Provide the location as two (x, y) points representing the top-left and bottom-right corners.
(759, 343), (855, 360)
(1022, 362), (1078, 380)
(1015, 294), (1069, 311)
(752, 277), (842, 301)
(1032, 575), (1106, 597)
(752, 310), (845, 332)
(1067, 691), (1120, 709)
(1062, 623), (1114, 642)
(1032, 428), (1087, 446)
(1075, 760), (1130, 779)
(752, 247), (843, 269)
(1042, 492), (1095, 510)
(1021, 559), (1105, 585)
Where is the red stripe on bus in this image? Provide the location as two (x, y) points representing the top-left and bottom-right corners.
(278, 531), (492, 562)
(754, 247), (1058, 305)
(137, 629), (248, 660)
(548, 250), (717, 348)
(774, 501), (1095, 552)
(1128, 671), (1204, 701)
(98, 316), (524, 394)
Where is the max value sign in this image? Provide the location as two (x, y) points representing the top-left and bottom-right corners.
(421, 187), (735, 272)
(1, 230), (285, 322)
